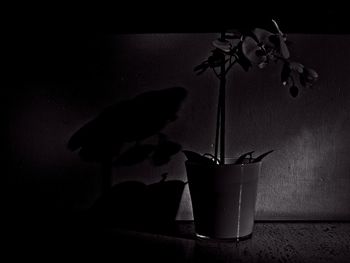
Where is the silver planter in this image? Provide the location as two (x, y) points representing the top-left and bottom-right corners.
(185, 159), (261, 240)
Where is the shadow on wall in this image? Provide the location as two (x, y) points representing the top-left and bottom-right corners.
(89, 175), (187, 233)
(68, 87), (188, 232)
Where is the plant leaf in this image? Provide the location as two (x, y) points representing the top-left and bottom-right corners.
(234, 151), (255, 164)
(203, 153), (220, 164)
(253, 150), (274, 162)
(194, 61), (209, 75)
(194, 61), (207, 71)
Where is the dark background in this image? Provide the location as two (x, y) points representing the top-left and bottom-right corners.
(7, 3), (350, 34)
(5, 5), (350, 228)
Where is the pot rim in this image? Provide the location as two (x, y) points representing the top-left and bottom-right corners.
(185, 159), (262, 168)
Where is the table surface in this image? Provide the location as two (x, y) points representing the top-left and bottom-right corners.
(94, 221), (350, 263)
(8, 221), (350, 262)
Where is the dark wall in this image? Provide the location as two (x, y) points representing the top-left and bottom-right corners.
(7, 32), (350, 221)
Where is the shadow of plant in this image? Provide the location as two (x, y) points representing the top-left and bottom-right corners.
(68, 87), (187, 232)
(89, 174), (187, 233)
(68, 87), (187, 164)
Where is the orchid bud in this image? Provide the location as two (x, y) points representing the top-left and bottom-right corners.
(289, 62), (304, 73)
(289, 85), (299, 97)
(258, 61), (268, 69)
(304, 68), (318, 82)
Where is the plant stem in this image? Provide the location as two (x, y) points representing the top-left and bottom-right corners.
(214, 31), (228, 164)
(219, 31), (226, 164)
(214, 86), (221, 161)
(219, 63), (226, 164)
(225, 57), (237, 75)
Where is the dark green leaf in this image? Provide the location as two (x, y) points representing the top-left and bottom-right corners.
(194, 61), (208, 71)
(253, 150), (274, 162)
(234, 151), (255, 164)
(203, 153), (220, 164)
(194, 61), (210, 75)
(196, 69), (208, 75)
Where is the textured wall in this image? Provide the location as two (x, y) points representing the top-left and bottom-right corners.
(8, 33), (350, 220)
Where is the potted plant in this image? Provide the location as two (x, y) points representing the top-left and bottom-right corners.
(184, 20), (318, 240)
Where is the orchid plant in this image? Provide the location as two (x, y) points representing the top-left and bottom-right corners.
(185, 19), (318, 165)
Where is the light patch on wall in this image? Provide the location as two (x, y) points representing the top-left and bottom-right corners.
(257, 111), (350, 219)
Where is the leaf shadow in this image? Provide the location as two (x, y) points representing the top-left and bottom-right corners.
(88, 175), (187, 235)
(68, 87), (187, 165)
(67, 87), (188, 234)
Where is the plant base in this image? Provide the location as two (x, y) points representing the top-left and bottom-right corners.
(195, 232), (253, 242)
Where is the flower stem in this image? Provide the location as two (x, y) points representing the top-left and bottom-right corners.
(219, 63), (226, 164)
(219, 31), (227, 164)
(214, 90), (221, 161)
